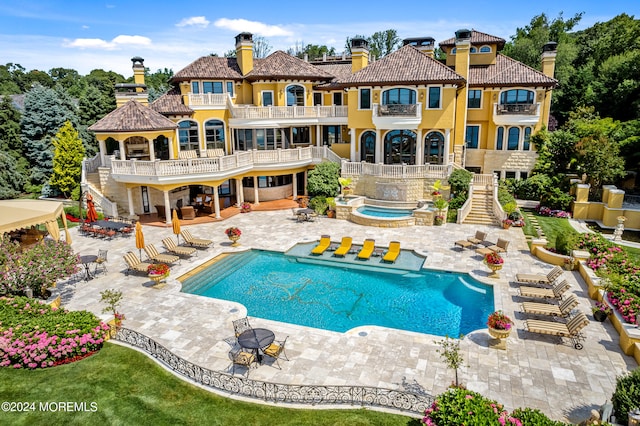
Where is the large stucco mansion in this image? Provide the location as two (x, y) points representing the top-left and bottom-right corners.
(86, 29), (557, 224)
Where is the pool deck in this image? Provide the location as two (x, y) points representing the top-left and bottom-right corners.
(59, 211), (637, 423)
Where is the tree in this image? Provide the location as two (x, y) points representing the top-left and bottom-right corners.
(369, 29), (401, 58)
(435, 335), (466, 387)
(253, 36), (272, 58)
(287, 42), (336, 60)
(49, 121), (85, 198)
(306, 161), (340, 197)
(0, 95), (25, 197)
(344, 34), (368, 54)
(0, 152), (23, 199)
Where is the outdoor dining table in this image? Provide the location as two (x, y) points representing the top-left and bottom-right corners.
(79, 254), (98, 281)
(296, 208), (316, 222)
(237, 328), (275, 363)
(89, 220), (129, 231)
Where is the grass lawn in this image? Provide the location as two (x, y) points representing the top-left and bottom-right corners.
(0, 343), (418, 426)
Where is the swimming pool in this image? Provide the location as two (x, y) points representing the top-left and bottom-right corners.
(180, 249), (494, 336)
(356, 205), (414, 218)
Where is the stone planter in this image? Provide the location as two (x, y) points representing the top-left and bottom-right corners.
(228, 235), (240, 246)
(488, 327), (511, 350)
(486, 264), (502, 278)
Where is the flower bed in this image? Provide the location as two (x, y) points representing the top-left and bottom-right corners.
(536, 205), (571, 218)
(0, 296), (109, 369)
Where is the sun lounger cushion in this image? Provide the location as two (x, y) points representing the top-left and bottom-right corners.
(383, 241), (401, 263)
(333, 237), (352, 257)
(467, 231), (488, 245)
(181, 229), (213, 248)
(311, 235), (331, 255)
(524, 312), (589, 349)
(162, 237), (196, 256)
(144, 244), (179, 264)
(522, 294), (579, 317)
(519, 280), (570, 299)
(123, 251), (152, 274)
(516, 266), (563, 285)
(357, 239), (375, 260)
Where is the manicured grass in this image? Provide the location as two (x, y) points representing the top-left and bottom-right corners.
(0, 343), (418, 426)
(534, 216), (580, 249)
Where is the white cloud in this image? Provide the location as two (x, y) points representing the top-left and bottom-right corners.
(214, 18), (293, 37)
(64, 35), (151, 50)
(176, 16), (210, 28)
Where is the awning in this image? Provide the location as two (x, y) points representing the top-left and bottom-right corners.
(0, 199), (71, 243)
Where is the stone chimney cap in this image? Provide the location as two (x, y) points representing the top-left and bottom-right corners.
(131, 56), (144, 65)
(542, 41), (558, 52)
(403, 37), (435, 47)
(455, 29), (472, 40)
(351, 38), (369, 49)
(235, 32), (253, 44)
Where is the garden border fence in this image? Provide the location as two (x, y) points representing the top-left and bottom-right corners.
(114, 327), (433, 416)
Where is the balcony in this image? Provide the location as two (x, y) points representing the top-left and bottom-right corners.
(372, 103), (422, 129)
(229, 105), (348, 127)
(187, 93), (228, 108)
(493, 102), (541, 125)
(108, 146), (334, 185)
(341, 161), (452, 179)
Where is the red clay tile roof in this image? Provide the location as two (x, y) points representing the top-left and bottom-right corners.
(172, 56), (243, 81)
(314, 63), (353, 89)
(439, 30), (506, 50)
(337, 45), (465, 87)
(469, 54), (557, 87)
(245, 51), (335, 81)
(88, 100), (178, 132)
(150, 88), (193, 115)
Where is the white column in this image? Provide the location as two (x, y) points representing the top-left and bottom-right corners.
(167, 136), (174, 159)
(163, 191), (171, 226)
(415, 129), (423, 165)
(444, 129), (451, 165)
(118, 140), (126, 160)
(316, 126), (321, 147)
(375, 130), (382, 163)
(235, 179), (244, 205)
(213, 187), (221, 219)
(303, 171), (308, 196)
(292, 173), (297, 200)
(148, 139), (156, 161)
(253, 176), (259, 205)
(127, 187), (135, 216)
(349, 128), (356, 161)
(99, 139), (106, 166)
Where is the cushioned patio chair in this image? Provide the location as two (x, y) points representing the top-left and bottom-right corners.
(467, 231), (489, 246)
(333, 237), (352, 257)
(488, 238), (510, 254)
(382, 241), (401, 263)
(311, 235), (331, 255)
(357, 239), (375, 260)
(162, 237), (197, 257)
(522, 294), (580, 318)
(524, 311), (589, 349)
(94, 249), (108, 274)
(262, 336), (289, 369)
(180, 206), (197, 220)
(516, 265), (563, 286)
(123, 251), (153, 275)
(518, 279), (571, 300)
(144, 244), (180, 265)
(229, 348), (256, 377)
(181, 229), (213, 248)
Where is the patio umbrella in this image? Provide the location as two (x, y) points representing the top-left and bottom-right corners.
(135, 221), (145, 258)
(86, 194), (98, 223)
(172, 209), (181, 243)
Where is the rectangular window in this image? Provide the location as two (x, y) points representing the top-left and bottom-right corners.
(523, 127), (532, 150)
(235, 129), (253, 151)
(520, 172), (528, 180)
(322, 126), (341, 145)
(291, 127), (310, 144)
(203, 82), (223, 93)
(226, 82), (234, 96)
(191, 82), (199, 94)
(468, 90), (482, 108)
(465, 125), (479, 149)
(428, 87), (441, 109)
(360, 88), (371, 109)
(262, 91), (273, 106)
(493, 170), (502, 179)
(496, 127), (504, 150)
(313, 92), (322, 106)
(332, 92), (342, 106)
(505, 171), (517, 179)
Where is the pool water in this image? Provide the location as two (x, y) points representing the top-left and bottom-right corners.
(181, 250), (494, 336)
(356, 206), (414, 218)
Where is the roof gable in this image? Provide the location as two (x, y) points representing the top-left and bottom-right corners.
(172, 56), (243, 81)
(469, 54), (557, 87)
(439, 30), (506, 50)
(150, 88), (193, 115)
(88, 100), (178, 133)
(339, 45), (464, 86)
(245, 51), (334, 81)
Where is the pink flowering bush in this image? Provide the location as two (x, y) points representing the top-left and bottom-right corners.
(536, 205), (571, 218)
(0, 296), (109, 369)
(422, 388), (564, 425)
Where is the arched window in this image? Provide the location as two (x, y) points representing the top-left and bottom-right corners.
(470, 46), (477, 53)
(424, 131), (445, 165)
(105, 137), (119, 155)
(381, 88), (416, 105)
(507, 127), (520, 150)
(360, 131), (376, 162)
(523, 127), (532, 150)
(500, 89), (535, 105)
(205, 120), (225, 150)
(286, 85), (305, 106)
(479, 45), (491, 53)
(496, 127), (504, 150)
(383, 130), (416, 164)
(179, 120), (199, 151)
(153, 135), (169, 160)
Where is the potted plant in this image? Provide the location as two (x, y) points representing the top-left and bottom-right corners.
(592, 301), (612, 322)
(433, 197), (448, 226)
(240, 202), (251, 213)
(502, 218), (514, 229)
(430, 179), (450, 198)
(564, 256), (576, 270)
(326, 197), (336, 218)
(225, 227), (242, 246)
(487, 310), (513, 340)
(100, 288), (125, 338)
(147, 263), (170, 276)
(483, 252), (504, 278)
(338, 177), (353, 196)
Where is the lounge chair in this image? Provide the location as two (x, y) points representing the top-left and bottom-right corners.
(144, 244), (180, 264)
(162, 237), (197, 257)
(516, 265), (563, 286)
(522, 294), (580, 318)
(357, 239), (375, 260)
(123, 251), (153, 275)
(524, 312), (589, 349)
(488, 238), (510, 254)
(181, 229), (213, 248)
(311, 235), (331, 255)
(382, 241), (401, 263)
(519, 280), (571, 300)
(333, 237), (352, 257)
(467, 231), (488, 246)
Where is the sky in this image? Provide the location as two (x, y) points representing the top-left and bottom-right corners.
(0, 1), (638, 77)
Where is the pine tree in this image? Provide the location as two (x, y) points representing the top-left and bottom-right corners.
(49, 121), (85, 198)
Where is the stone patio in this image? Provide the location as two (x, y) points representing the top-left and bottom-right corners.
(58, 210), (638, 423)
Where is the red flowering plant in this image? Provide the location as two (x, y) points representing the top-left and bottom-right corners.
(225, 227), (241, 237)
(484, 252), (504, 266)
(487, 310), (513, 331)
(147, 263), (169, 275)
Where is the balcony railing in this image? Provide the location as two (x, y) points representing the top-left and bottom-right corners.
(341, 161), (451, 179)
(188, 93), (228, 107)
(495, 103), (539, 115)
(230, 105), (348, 119)
(374, 103), (420, 117)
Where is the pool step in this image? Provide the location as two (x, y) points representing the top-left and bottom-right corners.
(181, 250), (258, 293)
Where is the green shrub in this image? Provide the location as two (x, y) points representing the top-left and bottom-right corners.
(309, 196), (328, 215)
(517, 174), (552, 201)
(448, 169), (472, 198)
(307, 161), (340, 197)
(555, 232), (579, 255)
(422, 388), (512, 425)
(612, 368), (640, 420)
(510, 407), (567, 425)
(540, 187), (573, 211)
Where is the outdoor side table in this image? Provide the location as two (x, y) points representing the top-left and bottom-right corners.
(79, 254), (98, 281)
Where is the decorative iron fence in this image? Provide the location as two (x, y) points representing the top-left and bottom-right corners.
(114, 328), (433, 416)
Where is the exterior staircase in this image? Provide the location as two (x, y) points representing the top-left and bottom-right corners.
(461, 175), (500, 226)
